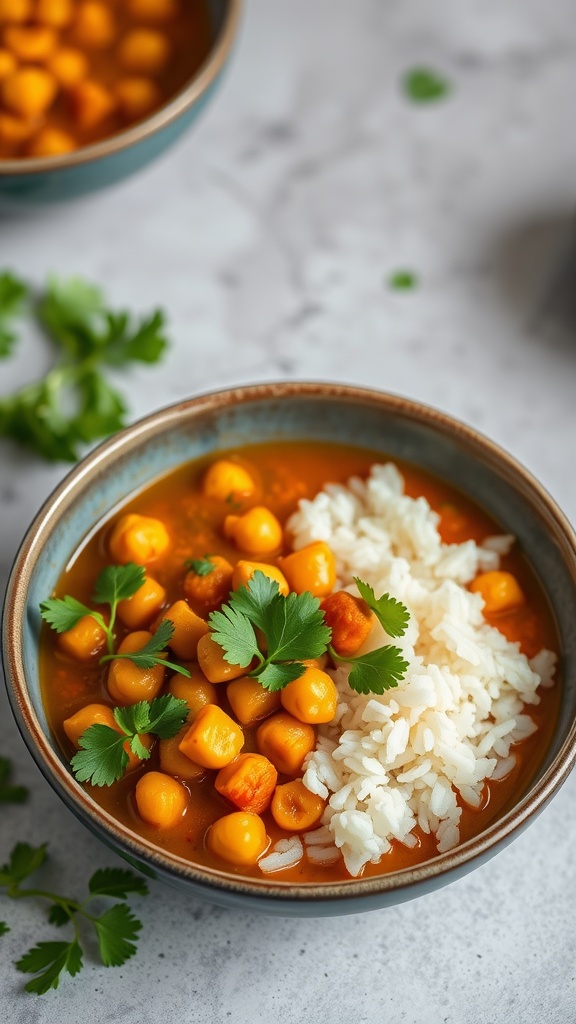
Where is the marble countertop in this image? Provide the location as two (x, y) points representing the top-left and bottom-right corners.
(2, 0), (576, 1020)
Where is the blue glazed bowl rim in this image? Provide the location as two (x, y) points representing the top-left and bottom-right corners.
(0, 0), (242, 177)
(4, 381), (576, 908)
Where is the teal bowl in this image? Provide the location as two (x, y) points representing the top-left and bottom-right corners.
(0, 0), (241, 204)
(3, 383), (576, 915)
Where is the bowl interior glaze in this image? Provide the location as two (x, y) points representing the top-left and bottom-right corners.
(4, 384), (576, 915)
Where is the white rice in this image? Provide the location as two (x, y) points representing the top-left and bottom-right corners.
(286, 463), (556, 878)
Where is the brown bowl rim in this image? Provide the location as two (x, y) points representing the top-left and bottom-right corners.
(4, 381), (576, 903)
(0, 0), (242, 178)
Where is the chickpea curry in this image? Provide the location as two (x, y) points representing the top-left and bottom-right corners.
(39, 442), (560, 882)
(0, 0), (212, 158)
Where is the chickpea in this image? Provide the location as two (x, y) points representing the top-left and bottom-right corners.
(35, 0), (74, 28)
(0, 49), (17, 80)
(0, 0), (32, 23)
(2, 66), (57, 118)
(168, 668), (217, 722)
(159, 600), (209, 660)
(158, 726), (205, 781)
(224, 506), (283, 556)
(48, 48), (89, 88)
(116, 574), (166, 630)
(178, 704), (243, 770)
(196, 632), (246, 684)
(135, 771), (188, 829)
(69, 78), (116, 130)
(118, 29), (170, 75)
(115, 75), (160, 121)
(202, 458), (256, 502)
(108, 513), (170, 565)
(271, 780), (325, 832)
(71, 1), (115, 49)
(256, 712), (316, 776)
(27, 126), (76, 156)
(58, 613), (107, 661)
(231, 560), (289, 597)
(206, 811), (268, 867)
(226, 676), (281, 726)
(280, 541), (337, 598)
(280, 666), (338, 724)
(0, 112), (38, 152)
(4, 25), (58, 61)
(107, 630), (165, 704)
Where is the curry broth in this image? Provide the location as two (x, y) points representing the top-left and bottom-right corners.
(40, 441), (561, 882)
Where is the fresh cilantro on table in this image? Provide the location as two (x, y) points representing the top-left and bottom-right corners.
(209, 571), (410, 695)
(0, 842), (147, 994)
(0, 757), (28, 804)
(0, 271), (28, 358)
(185, 557), (217, 577)
(70, 694), (189, 787)
(0, 273), (169, 462)
(403, 67), (451, 102)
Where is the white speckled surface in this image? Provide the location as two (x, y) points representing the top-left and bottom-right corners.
(2, 0), (576, 1019)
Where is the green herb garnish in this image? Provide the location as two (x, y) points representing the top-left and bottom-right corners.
(0, 273), (169, 462)
(0, 842), (147, 994)
(0, 271), (28, 358)
(209, 571), (410, 695)
(403, 67), (451, 102)
(185, 557), (216, 577)
(98, 619), (188, 676)
(71, 695), (189, 787)
(388, 270), (418, 291)
(0, 757), (28, 804)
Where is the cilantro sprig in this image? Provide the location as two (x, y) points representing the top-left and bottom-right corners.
(70, 694), (189, 787)
(184, 557), (216, 577)
(0, 273), (169, 462)
(40, 563), (190, 676)
(209, 572), (410, 695)
(0, 842), (147, 994)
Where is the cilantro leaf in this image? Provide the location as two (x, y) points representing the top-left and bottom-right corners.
(88, 868), (148, 900)
(93, 904), (142, 967)
(101, 310), (168, 367)
(0, 757), (28, 803)
(101, 619), (191, 675)
(0, 270), (27, 358)
(39, 594), (96, 634)
(145, 694), (189, 738)
(71, 725), (129, 787)
(258, 661), (306, 692)
(388, 270), (418, 291)
(47, 904), (72, 927)
(17, 940), (83, 995)
(209, 603), (261, 668)
(265, 589), (331, 662)
(0, 921), (9, 936)
(353, 579), (409, 638)
(93, 563), (146, 608)
(71, 369), (126, 444)
(228, 571), (280, 631)
(185, 557), (216, 577)
(346, 646), (409, 695)
(0, 843), (47, 885)
(403, 67), (451, 102)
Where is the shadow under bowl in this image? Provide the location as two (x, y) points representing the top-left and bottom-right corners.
(3, 383), (576, 915)
(0, 0), (241, 204)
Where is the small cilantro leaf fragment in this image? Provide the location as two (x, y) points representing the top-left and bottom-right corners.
(345, 646), (409, 695)
(353, 579), (409, 638)
(0, 270), (28, 358)
(39, 594), (96, 635)
(209, 602), (261, 668)
(388, 270), (418, 291)
(100, 619), (191, 676)
(228, 571), (280, 632)
(185, 557), (216, 577)
(265, 589), (331, 662)
(88, 868), (148, 900)
(0, 842), (48, 885)
(17, 940), (83, 995)
(48, 904), (72, 927)
(403, 67), (451, 102)
(0, 921), (10, 936)
(93, 904), (142, 967)
(93, 562), (146, 606)
(258, 661), (306, 692)
(0, 757), (28, 803)
(72, 695), (188, 787)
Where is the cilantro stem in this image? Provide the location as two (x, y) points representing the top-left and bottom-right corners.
(98, 652), (191, 677)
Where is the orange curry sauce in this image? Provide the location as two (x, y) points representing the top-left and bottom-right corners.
(39, 442), (561, 882)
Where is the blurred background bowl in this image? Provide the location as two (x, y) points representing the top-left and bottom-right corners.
(3, 382), (576, 915)
(0, 0), (241, 204)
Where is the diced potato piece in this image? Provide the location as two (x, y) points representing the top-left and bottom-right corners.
(206, 811), (268, 866)
(27, 125), (76, 156)
(115, 75), (160, 121)
(226, 676), (281, 726)
(232, 560), (289, 597)
(281, 541), (336, 598)
(183, 555), (233, 614)
(68, 78), (116, 129)
(271, 780), (325, 831)
(256, 712), (315, 776)
(280, 666), (338, 725)
(215, 753), (278, 814)
(168, 668), (217, 722)
(2, 66), (57, 117)
(4, 25), (58, 62)
(107, 630), (165, 704)
(135, 771), (188, 828)
(71, 1), (115, 48)
(160, 600), (209, 660)
(48, 47), (89, 87)
(117, 574), (166, 630)
(158, 726), (205, 780)
(118, 29), (170, 75)
(178, 704), (243, 769)
(469, 571), (525, 614)
(35, 0), (74, 28)
(320, 591), (373, 657)
(196, 632), (246, 684)
(202, 459), (257, 502)
(57, 613), (107, 661)
(108, 513), (169, 565)
(224, 506), (283, 556)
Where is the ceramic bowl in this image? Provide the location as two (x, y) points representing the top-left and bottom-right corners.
(3, 383), (576, 916)
(0, 0), (241, 204)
